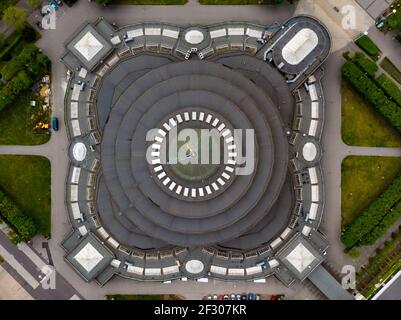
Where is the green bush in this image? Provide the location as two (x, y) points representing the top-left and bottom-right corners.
(341, 173), (401, 248)
(347, 247), (360, 259)
(0, 32), (21, 62)
(376, 73), (401, 107)
(341, 60), (401, 133)
(386, 9), (401, 30)
(355, 35), (380, 59)
(0, 189), (38, 242)
(360, 200), (401, 245)
(352, 52), (378, 77)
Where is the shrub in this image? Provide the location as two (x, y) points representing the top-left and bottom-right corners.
(64, 0), (78, 6)
(0, 32), (22, 62)
(0, 189), (38, 242)
(386, 9), (401, 30)
(341, 60), (401, 133)
(347, 247), (360, 259)
(355, 35), (380, 59)
(2, 6), (27, 30)
(1, 44), (39, 81)
(376, 73), (401, 107)
(352, 52), (378, 77)
(341, 173), (401, 248)
(397, 32), (401, 43)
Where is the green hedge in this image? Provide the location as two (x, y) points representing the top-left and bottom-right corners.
(0, 32), (21, 62)
(376, 73), (401, 107)
(341, 60), (401, 133)
(341, 174), (401, 248)
(0, 43), (38, 81)
(0, 189), (38, 242)
(386, 9), (401, 30)
(355, 35), (380, 59)
(0, 46), (48, 113)
(360, 200), (401, 245)
(352, 52), (378, 77)
(63, 0), (78, 6)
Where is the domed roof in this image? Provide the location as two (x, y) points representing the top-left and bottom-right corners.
(72, 142), (87, 162)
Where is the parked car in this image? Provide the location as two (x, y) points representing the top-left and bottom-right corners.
(236, 294), (241, 300)
(207, 295), (212, 300)
(223, 295), (230, 300)
(49, 1), (59, 10)
(51, 116), (59, 131)
(230, 294), (236, 300)
(218, 295), (224, 300)
(256, 294), (261, 300)
(212, 295), (218, 300)
(241, 293), (247, 300)
(248, 292), (255, 300)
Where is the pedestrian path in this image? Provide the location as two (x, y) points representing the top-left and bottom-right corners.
(0, 244), (40, 289)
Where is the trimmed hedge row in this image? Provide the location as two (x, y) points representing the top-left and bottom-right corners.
(360, 200), (401, 245)
(0, 32), (21, 62)
(355, 35), (380, 59)
(341, 60), (401, 133)
(352, 52), (378, 77)
(386, 9), (401, 30)
(0, 43), (38, 81)
(341, 174), (401, 248)
(376, 73), (401, 107)
(0, 71), (32, 112)
(0, 189), (38, 242)
(0, 49), (48, 113)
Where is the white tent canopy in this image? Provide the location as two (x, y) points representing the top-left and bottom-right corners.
(282, 28), (318, 65)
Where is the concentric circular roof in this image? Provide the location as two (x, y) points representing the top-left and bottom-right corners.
(97, 59), (288, 247)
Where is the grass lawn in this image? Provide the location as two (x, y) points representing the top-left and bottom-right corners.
(380, 57), (401, 85)
(341, 156), (401, 228)
(111, 0), (187, 4)
(0, 94), (50, 145)
(106, 294), (182, 300)
(341, 81), (401, 147)
(0, 156), (51, 237)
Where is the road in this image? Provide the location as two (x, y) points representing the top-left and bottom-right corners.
(0, 227), (81, 300)
(0, 0), (400, 299)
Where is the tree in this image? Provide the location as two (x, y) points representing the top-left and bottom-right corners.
(0, 32), (4, 49)
(27, 0), (41, 9)
(2, 6), (28, 30)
